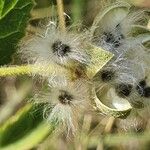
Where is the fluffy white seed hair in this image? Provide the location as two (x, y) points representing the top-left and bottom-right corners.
(90, 0), (149, 110)
(19, 23), (90, 68)
(93, 43), (150, 109)
(34, 78), (91, 134)
(90, 0), (147, 56)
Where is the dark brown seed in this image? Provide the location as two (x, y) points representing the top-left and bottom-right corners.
(115, 83), (133, 98)
(139, 80), (146, 87)
(143, 87), (150, 98)
(52, 40), (71, 57)
(58, 90), (73, 105)
(103, 31), (124, 48)
(100, 70), (115, 82)
(136, 80), (150, 98)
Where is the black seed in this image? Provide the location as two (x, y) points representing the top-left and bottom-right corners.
(103, 30), (124, 48)
(104, 32), (114, 43)
(136, 80), (150, 98)
(116, 23), (120, 28)
(100, 70), (115, 82)
(116, 83), (133, 98)
(114, 42), (120, 48)
(58, 90), (73, 105)
(52, 40), (71, 57)
(143, 87), (150, 98)
(139, 80), (146, 88)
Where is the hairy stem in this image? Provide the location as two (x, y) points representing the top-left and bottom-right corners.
(0, 64), (68, 77)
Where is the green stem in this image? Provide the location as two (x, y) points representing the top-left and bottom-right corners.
(0, 64), (68, 77)
(88, 132), (150, 147)
(72, 0), (85, 25)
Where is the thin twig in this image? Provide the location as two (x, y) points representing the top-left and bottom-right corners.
(104, 117), (115, 133)
(56, 0), (66, 32)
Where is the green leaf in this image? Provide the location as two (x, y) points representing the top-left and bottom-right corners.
(0, 0), (18, 19)
(0, 104), (55, 150)
(0, 0), (34, 65)
(0, 0), (4, 16)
